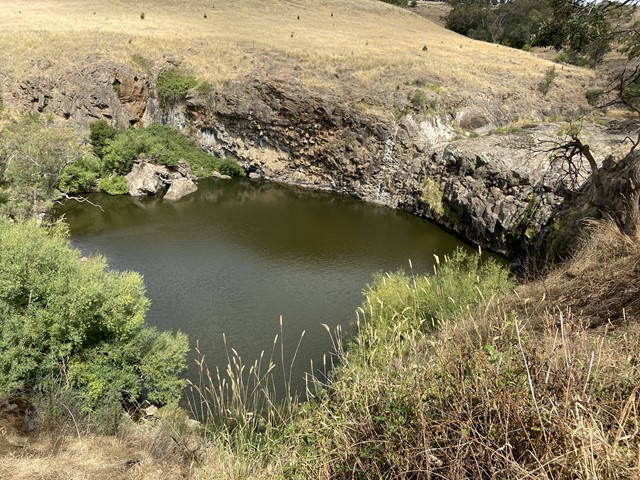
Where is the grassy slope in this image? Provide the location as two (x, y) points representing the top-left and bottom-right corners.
(0, 0), (592, 117)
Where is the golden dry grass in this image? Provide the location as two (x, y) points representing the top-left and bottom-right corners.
(0, 422), (191, 480)
(514, 221), (640, 329)
(0, 0), (593, 109)
(288, 222), (640, 478)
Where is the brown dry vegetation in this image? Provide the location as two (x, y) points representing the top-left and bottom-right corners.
(0, 0), (593, 116)
(287, 221), (640, 478)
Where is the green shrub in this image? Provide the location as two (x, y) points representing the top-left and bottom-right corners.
(156, 69), (198, 110)
(0, 113), (87, 219)
(539, 65), (557, 95)
(98, 175), (129, 195)
(209, 156), (245, 177)
(99, 124), (245, 178)
(409, 90), (429, 108)
(420, 177), (445, 217)
(361, 250), (512, 344)
(89, 120), (118, 159)
(56, 155), (101, 194)
(585, 88), (604, 106)
(0, 220), (188, 412)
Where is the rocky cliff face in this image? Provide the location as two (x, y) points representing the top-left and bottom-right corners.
(2, 60), (621, 258)
(179, 79), (580, 258)
(9, 59), (151, 127)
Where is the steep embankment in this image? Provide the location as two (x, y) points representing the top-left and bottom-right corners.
(0, 0), (620, 256)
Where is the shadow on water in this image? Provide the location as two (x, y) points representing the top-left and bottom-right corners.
(58, 178), (500, 401)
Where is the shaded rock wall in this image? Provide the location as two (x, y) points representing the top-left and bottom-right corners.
(181, 80), (566, 257)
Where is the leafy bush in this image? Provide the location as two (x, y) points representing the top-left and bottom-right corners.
(539, 65), (558, 95)
(0, 220), (188, 412)
(89, 120), (118, 159)
(156, 69), (198, 110)
(0, 113), (87, 219)
(98, 124), (245, 178)
(98, 175), (129, 195)
(57, 155), (101, 194)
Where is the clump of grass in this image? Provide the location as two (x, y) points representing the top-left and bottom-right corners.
(420, 177), (445, 217)
(131, 52), (153, 72)
(156, 69), (198, 111)
(185, 318), (308, 475)
(540, 65), (557, 95)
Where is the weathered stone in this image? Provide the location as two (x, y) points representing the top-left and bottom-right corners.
(211, 171), (232, 180)
(12, 60), (150, 127)
(126, 162), (171, 196)
(1, 396), (37, 432)
(164, 178), (197, 200)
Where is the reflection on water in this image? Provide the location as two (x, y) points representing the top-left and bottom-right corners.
(59, 178), (487, 395)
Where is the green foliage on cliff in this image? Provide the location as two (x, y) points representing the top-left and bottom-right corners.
(156, 69), (198, 110)
(89, 119), (118, 159)
(57, 155), (101, 194)
(97, 123), (244, 178)
(0, 220), (188, 412)
(98, 175), (129, 195)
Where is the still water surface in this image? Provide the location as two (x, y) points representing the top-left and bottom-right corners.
(60, 178), (484, 395)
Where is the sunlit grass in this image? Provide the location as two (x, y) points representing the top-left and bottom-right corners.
(0, 0), (593, 105)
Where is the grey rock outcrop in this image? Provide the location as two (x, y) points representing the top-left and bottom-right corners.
(177, 79), (573, 256)
(164, 178), (197, 200)
(126, 159), (198, 199)
(3, 58), (622, 258)
(8, 60), (150, 127)
(126, 161), (171, 196)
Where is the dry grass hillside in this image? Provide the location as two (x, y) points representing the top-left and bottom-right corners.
(0, 0), (593, 119)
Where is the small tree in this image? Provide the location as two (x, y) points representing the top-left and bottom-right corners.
(0, 220), (188, 411)
(0, 114), (87, 219)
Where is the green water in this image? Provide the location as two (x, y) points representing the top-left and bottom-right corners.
(59, 178), (486, 396)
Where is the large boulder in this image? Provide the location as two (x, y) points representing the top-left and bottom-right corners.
(126, 161), (171, 196)
(164, 178), (197, 200)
